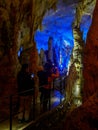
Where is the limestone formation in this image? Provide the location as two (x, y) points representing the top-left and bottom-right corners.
(64, 1), (98, 130)
(0, 0), (57, 96)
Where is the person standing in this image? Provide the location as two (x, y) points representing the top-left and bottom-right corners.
(17, 64), (34, 123)
(43, 63), (59, 111)
(37, 66), (45, 104)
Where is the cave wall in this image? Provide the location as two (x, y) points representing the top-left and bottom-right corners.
(0, 0), (57, 97)
(83, 0), (98, 101)
(64, 1), (98, 130)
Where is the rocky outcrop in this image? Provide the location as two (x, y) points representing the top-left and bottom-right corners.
(83, 0), (98, 101)
(64, 1), (98, 130)
(64, 92), (98, 130)
(65, 27), (84, 106)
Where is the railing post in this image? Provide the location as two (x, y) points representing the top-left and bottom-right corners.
(60, 76), (62, 103)
(9, 95), (12, 130)
(32, 87), (35, 120)
(52, 79), (55, 90)
(49, 89), (51, 110)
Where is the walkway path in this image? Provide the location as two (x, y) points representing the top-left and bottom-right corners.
(0, 89), (65, 130)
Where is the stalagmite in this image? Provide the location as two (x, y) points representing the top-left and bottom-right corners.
(66, 27), (84, 107)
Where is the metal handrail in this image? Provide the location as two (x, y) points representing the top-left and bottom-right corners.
(0, 75), (66, 130)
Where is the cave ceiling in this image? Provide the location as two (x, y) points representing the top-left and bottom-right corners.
(34, 0), (96, 52)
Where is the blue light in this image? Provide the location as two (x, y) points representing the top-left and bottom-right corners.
(34, 4), (91, 74)
(34, 12), (74, 73)
(80, 15), (92, 42)
(18, 46), (23, 57)
(51, 90), (65, 108)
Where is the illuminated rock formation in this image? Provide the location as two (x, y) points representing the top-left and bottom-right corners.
(64, 1), (98, 130)
(66, 27), (84, 106)
(39, 48), (46, 66)
(48, 37), (54, 63)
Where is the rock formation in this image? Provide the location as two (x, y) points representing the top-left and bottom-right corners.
(0, 0), (57, 96)
(64, 1), (98, 130)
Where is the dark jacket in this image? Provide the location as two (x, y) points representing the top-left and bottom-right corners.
(17, 70), (34, 96)
(37, 70), (48, 91)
